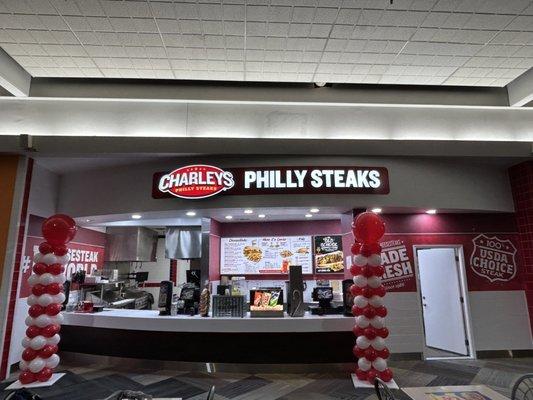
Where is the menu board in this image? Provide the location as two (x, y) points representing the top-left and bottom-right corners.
(221, 236), (313, 275)
(314, 235), (345, 273)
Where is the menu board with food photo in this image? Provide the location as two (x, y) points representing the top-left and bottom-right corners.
(220, 236), (313, 275)
(314, 235), (345, 273)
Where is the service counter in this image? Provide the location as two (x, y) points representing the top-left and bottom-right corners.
(61, 309), (355, 363)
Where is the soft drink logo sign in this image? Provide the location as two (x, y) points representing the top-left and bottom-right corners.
(158, 165), (235, 199)
(470, 234), (517, 283)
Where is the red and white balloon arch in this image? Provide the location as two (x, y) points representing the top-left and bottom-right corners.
(18, 214), (77, 385)
(350, 212), (393, 384)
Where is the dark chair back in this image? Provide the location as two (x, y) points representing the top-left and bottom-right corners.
(374, 378), (397, 400)
(512, 374), (533, 400)
(206, 385), (216, 400)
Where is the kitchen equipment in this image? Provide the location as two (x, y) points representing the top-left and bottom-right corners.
(105, 227), (158, 262)
(158, 280), (173, 316)
(309, 286), (344, 315)
(286, 265), (305, 317)
(212, 295), (245, 318)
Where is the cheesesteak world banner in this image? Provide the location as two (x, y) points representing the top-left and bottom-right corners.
(19, 215), (106, 298)
(377, 233), (522, 293)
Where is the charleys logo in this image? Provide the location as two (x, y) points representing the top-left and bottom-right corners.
(158, 165), (235, 199)
(470, 234), (517, 283)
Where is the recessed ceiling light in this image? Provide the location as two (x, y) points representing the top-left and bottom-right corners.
(305, 214), (313, 218)
(258, 214), (266, 218)
(225, 215), (233, 220)
(371, 208), (382, 213)
(244, 209), (253, 214)
(309, 208), (320, 213)
(186, 211), (196, 217)
(131, 214), (142, 219)
(426, 209), (437, 214)
(85, 219), (91, 222)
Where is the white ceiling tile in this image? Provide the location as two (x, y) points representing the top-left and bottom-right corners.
(269, 6), (292, 22)
(126, 2), (151, 18)
(441, 13), (470, 29)
(65, 16), (92, 32)
(75, 0), (106, 17)
(302, 51), (322, 62)
(180, 20), (202, 35)
(268, 22), (290, 37)
(314, 7), (338, 24)
(49, 0), (82, 16)
(309, 24), (331, 37)
(464, 14), (514, 30)
(306, 38), (327, 51)
(87, 17), (114, 31)
(336, 8), (361, 24)
(39, 15), (69, 31)
(330, 25), (353, 39)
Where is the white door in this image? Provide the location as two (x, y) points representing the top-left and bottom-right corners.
(418, 248), (468, 355)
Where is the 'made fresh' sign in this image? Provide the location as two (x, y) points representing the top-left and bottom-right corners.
(153, 165), (389, 199)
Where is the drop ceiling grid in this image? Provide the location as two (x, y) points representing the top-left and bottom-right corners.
(0, 0), (531, 86)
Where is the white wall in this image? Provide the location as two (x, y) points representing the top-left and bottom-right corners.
(9, 162), (59, 367)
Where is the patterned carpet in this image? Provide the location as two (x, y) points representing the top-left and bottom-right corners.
(1, 357), (532, 400)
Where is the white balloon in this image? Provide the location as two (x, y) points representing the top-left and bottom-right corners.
(53, 313), (64, 325)
(35, 314), (51, 328)
(45, 354), (60, 369)
(353, 254), (368, 267)
(28, 274), (40, 287)
(37, 294), (54, 307)
(353, 275), (367, 287)
(367, 276), (382, 289)
(354, 295), (368, 308)
(30, 335), (47, 350)
(356, 335), (371, 349)
(27, 295), (38, 306)
(57, 254), (70, 265)
(372, 337), (386, 351)
(19, 360), (29, 371)
(53, 274), (66, 284)
(21, 337), (30, 348)
(47, 334), (61, 346)
(369, 295), (384, 308)
(25, 316), (34, 327)
(29, 357), (46, 373)
(368, 254), (382, 267)
(41, 253), (58, 265)
(39, 273), (55, 286)
(358, 357), (372, 371)
(370, 316), (384, 329)
(33, 253), (43, 264)
(52, 293), (65, 304)
(373, 357), (388, 372)
(356, 315), (370, 328)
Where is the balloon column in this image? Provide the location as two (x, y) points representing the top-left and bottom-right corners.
(350, 212), (393, 384)
(18, 214), (77, 385)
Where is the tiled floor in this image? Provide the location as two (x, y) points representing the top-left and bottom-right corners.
(2, 357), (532, 400)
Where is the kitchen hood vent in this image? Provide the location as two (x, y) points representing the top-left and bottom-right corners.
(165, 226), (202, 259)
(105, 227), (158, 262)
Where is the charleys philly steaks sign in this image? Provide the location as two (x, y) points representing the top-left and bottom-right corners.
(153, 165), (389, 199)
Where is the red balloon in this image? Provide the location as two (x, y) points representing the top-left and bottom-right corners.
(353, 346), (365, 358)
(36, 367), (53, 382)
(363, 306), (376, 319)
(376, 306), (388, 318)
(53, 244), (68, 256)
(32, 284), (46, 296)
(364, 347), (378, 361)
(350, 285), (362, 296)
(41, 324), (60, 338)
(367, 369), (378, 384)
(22, 348), (38, 361)
(351, 242), (362, 255)
(38, 242), (54, 255)
(352, 306), (364, 316)
(350, 265), (362, 276)
(377, 327), (389, 338)
(362, 266), (374, 278)
(42, 214), (77, 246)
(379, 368), (393, 382)
(352, 212), (385, 244)
(361, 287), (373, 298)
(33, 263), (48, 275)
(364, 327), (377, 340)
(355, 368), (367, 381)
(29, 305), (45, 318)
(19, 371), (36, 384)
(372, 265), (385, 277)
(26, 326), (41, 339)
(47, 263), (64, 275)
(39, 345), (58, 359)
(368, 242), (382, 254)
(373, 286), (387, 297)
(46, 283), (61, 295)
(353, 326), (365, 337)
(45, 303), (62, 316)
(377, 348), (390, 359)
(360, 244), (373, 257)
